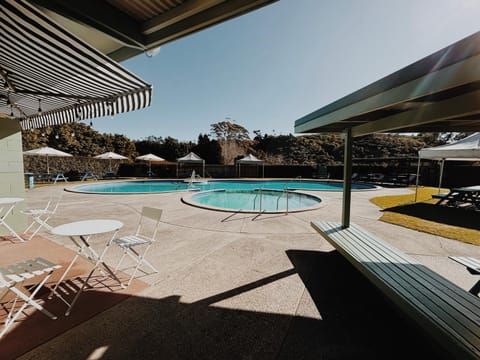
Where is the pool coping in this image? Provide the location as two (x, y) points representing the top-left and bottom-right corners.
(65, 178), (381, 195)
(181, 188), (326, 214)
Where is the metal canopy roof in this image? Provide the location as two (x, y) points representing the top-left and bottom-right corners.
(0, 0), (152, 129)
(295, 31), (480, 137)
(29, 0), (278, 61)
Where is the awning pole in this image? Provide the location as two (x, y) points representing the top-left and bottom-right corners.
(414, 157), (421, 202)
(342, 128), (353, 228)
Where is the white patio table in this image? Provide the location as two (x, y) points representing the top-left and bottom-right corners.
(49, 219), (124, 315)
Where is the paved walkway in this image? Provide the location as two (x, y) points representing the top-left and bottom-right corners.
(17, 183), (480, 359)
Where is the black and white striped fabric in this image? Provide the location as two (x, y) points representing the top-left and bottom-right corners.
(0, 0), (152, 129)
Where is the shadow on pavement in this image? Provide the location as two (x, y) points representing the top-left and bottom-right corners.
(18, 250), (445, 360)
(384, 202), (479, 230)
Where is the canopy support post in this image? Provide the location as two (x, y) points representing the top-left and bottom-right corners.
(342, 128), (353, 229)
(438, 159), (445, 193)
(414, 157), (421, 202)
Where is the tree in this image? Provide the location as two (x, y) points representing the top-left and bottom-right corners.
(210, 121), (250, 141)
(210, 121), (250, 164)
(192, 134), (222, 163)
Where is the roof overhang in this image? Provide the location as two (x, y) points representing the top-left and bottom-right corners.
(29, 0), (278, 62)
(294, 31), (480, 137)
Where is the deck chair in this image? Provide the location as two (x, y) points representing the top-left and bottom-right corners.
(0, 257), (61, 339)
(21, 191), (63, 240)
(113, 207), (163, 286)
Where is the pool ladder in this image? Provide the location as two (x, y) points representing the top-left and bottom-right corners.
(252, 188), (289, 214)
(253, 189), (262, 212)
(277, 188), (289, 213)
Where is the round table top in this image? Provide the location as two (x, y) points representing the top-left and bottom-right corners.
(51, 219), (123, 236)
(0, 197), (24, 205)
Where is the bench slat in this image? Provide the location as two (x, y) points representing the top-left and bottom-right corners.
(347, 224), (480, 317)
(316, 222), (480, 331)
(332, 226), (480, 343)
(450, 256), (480, 273)
(312, 221), (480, 360)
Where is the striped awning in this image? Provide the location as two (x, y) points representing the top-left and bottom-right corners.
(0, 0), (152, 130)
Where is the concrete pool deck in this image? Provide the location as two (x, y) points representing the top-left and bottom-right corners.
(16, 182), (480, 359)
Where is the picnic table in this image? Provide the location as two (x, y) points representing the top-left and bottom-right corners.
(81, 172), (98, 181)
(432, 185), (480, 210)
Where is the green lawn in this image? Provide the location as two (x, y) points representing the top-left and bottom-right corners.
(370, 187), (480, 246)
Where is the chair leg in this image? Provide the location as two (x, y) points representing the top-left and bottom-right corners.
(28, 215), (53, 240)
(114, 250), (128, 273)
(125, 247), (158, 286)
(24, 219), (37, 233)
(0, 274), (57, 339)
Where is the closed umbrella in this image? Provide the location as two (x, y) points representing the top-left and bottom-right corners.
(23, 146), (72, 174)
(135, 153), (165, 175)
(94, 151), (128, 173)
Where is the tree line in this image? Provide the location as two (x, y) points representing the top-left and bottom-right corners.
(22, 120), (467, 165)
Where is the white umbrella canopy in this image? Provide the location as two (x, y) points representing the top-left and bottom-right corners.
(135, 153), (165, 174)
(23, 146), (73, 174)
(135, 153), (165, 162)
(94, 151), (128, 173)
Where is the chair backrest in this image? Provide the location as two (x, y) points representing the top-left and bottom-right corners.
(135, 207), (163, 241)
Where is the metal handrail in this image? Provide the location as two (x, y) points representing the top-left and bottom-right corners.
(275, 191), (284, 210)
(258, 188), (262, 212)
(253, 188), (263, 212)
(253, 192), (259, 210)
(285, 188), (289, 214)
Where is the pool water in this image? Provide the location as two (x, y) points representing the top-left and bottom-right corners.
(71, 179), (375, 194)
(187, 189), (322, 212)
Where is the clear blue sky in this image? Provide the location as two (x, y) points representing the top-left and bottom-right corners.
(91, 0), (480, 142)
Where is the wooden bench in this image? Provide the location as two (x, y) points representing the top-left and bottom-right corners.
(449, 256), (480, 295)
(432, 193), (449, 200)
(311, 221), (480, 360)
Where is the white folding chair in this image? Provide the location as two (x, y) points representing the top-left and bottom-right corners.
(21, 192), (62, 240)
(0, 257), (61, 339)
(113, 207), (162, 286)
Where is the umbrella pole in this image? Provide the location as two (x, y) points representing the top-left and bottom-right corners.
(47, 154), (49, 174)
(149, 161), (151, 174)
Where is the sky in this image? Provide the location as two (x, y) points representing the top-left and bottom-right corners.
(90, 0), (480, 142)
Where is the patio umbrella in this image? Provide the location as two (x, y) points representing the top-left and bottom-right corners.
(23, 146), (72, 174)
(135, 153), (165, 175)
(94, 151), (128, 173)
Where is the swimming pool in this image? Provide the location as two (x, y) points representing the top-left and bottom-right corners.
(183, 189), (322, 213)
(70, 179), (377, 194)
